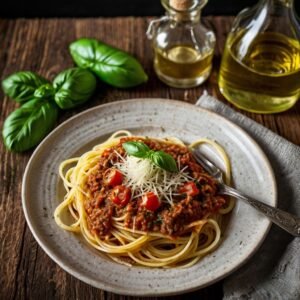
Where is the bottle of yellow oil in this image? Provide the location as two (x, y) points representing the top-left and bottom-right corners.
(218, 0), (300, 113)
(147, 0), (215, 88)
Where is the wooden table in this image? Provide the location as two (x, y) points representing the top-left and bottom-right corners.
(1, 17), (299, 300)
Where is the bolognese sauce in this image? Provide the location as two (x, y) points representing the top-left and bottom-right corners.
(85, 137), (226, 239)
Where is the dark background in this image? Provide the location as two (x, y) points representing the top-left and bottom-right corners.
(1, 0), (300, 17)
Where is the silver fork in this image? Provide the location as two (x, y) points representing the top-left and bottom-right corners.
(192, 150), (300, 237)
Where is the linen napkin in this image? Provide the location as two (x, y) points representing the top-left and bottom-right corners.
(196, 94), (300, 300)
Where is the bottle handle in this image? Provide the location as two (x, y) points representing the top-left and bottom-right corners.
(146, 16), (170, 39)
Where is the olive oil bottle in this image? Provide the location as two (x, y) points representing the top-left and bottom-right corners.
(218, 0), (300, 113)
(147, 0), (215, 88)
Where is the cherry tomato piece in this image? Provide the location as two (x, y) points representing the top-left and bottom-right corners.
(179, 182), (199, 196)
(110, 185), (131, 206)
(103, 168), (123, 187)
(142, 192), (160, 211)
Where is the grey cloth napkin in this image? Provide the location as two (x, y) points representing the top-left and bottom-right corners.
(196, 94), (300, 300)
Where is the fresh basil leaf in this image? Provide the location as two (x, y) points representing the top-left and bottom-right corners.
(150, 151), (178, 173)
(122, 141), (150, 158)
(2, 98), (58, 152)
(2, 71), (49, 103)
(53, 68), (97, 110)
(69, 38), (148, 88)
(69, 38), (97, 69)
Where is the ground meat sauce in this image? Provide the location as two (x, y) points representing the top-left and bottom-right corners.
(85, 137), (226, 238)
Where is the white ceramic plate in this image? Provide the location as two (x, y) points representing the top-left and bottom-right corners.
(22, 99), (276, 296)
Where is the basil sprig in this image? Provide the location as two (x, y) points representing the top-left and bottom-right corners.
(2, 68), (96, 152)
(2, 39), (147, 153)
(123, 141), (178, 173)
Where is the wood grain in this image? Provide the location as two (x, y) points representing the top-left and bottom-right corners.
(0, 17), (299, 300)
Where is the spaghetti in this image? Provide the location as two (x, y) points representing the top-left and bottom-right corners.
(54, 131), (234, 268)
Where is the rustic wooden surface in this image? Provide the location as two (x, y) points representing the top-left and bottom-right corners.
(0, 17), (299, 300)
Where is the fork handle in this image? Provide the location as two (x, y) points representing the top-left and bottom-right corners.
(221, 185), (300, 237)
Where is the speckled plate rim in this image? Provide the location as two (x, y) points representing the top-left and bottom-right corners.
(22, 98), (277, 296)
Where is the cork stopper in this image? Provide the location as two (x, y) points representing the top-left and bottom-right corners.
(169, 0), (195, 11)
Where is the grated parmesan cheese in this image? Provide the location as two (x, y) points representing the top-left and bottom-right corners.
(114, 152), (193, 206)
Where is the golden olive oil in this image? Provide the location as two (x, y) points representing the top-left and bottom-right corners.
(154, 45), (214, 88)
(218, 32), (300, 113)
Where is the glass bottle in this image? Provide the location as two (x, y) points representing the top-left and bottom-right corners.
(218, 0), (300, 113)
(147, 0), (215, 88)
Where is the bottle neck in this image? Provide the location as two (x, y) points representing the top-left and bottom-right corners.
(256, 0), (298, 28)
(168, 9), (201, 23)
(162, 0), (206, 24)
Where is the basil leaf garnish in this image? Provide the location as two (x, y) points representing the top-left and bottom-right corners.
(2, 71), (49, 103)
(122, 141), (178, 173)
(122, 141), (150, 158)
(69, 38), (148, 88)
(150, 151), (178, 173)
